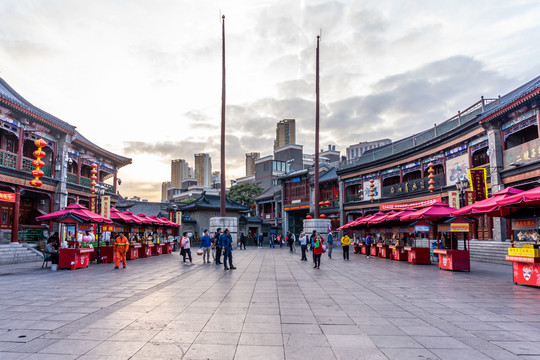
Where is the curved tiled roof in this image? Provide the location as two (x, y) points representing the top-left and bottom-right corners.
(0, 77), (131, 165)
(479, 75), (540, 123)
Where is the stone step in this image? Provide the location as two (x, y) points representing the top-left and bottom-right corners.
(0, 243), (44, 265)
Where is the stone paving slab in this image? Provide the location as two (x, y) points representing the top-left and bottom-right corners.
(0, 247), (539, 359)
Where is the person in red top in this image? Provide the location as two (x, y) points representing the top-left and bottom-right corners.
(313, 234), (324, 269)
(114, 232), (129, 269)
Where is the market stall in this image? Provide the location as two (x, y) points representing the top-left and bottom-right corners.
(377, 243), (391, 258)
(434, 218), (473, 271)
(506, 243), (540, 287)
(403, 221), (432, 265)
(36, 204), (112, 270)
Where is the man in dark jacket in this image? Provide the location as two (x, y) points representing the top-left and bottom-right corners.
(258, 232), (264, 248)
(214, 228), (222, 265)
(220, 228), (236, 270)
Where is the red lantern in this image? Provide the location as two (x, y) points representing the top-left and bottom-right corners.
(30, 139), (46, 188)
(369, 179), (375, 202)
(427, 162), (435, 192)
(306, 214), (312, 219)
(324, 200), (331, 206)
(320, 214), (327, 219)
(319, 201), (325, 206)
(91, 163), (98, 194)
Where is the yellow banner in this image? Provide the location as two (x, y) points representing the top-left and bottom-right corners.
(507, 248), (539, 257)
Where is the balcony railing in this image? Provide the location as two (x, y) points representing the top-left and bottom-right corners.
(0, 150), (16, 169)
(346, 194), (362, 202)
(22, 157), (52, 177)
(67, 173), (77, 184)
(101, 183), (114, 193)
(80, 176), (93, 188)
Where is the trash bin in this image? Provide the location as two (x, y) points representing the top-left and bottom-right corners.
(51, 264), (58, 271)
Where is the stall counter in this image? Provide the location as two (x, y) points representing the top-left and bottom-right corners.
(139, 243), (154, 258)
(390, 245), (407, 261)
(90, 246), (114, 263)
(127, 243), (141, 260)
(377, 244), (391, 258)
(404, 246), (431, 265)
(152, 243), (164, 256)
(59, 248), (93, 270)
(162, 243), (173, 254)
(370, 245), (378, 257)
(434, 249), (470, 271)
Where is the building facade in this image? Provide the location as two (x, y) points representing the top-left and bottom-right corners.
(171, 159), (189, 189)
(194, 153), (212, 187)
(0, 77), (131, 243)
(245, 152), (259, 176)
(161, 181), (170, 202)
(345, 139), (392, 161)
(274, 119), (296, 149)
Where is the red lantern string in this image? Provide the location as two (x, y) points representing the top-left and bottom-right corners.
(30, 139), (47, 188)
(428, 162), (435, 192)
(369, 179), (375, 202)
(90, 163), (98, 194)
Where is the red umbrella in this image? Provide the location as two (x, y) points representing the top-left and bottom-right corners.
(149, 215), (169, 226)
(371, 211), (398, 224)
(110, 208), (141, 224)
(401, 202), (457, 221)
(366, 212), (389, 224)
(452, 187), (524, 217)
(497, 186), (540, 207)
(385, 208), (417, 222)
(122, 211), (146, 224)
(36, 203), (112, 223)
(137, 213), (162, 225)
(160, 217), (180, 227)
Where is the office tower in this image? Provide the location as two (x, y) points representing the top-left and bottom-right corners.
(171, 159), (189, 188)
(194, 153), (212, 187)
(161, 181), (170, 201)
(274, 119), (296, 149)
(245, 152), (260, 176)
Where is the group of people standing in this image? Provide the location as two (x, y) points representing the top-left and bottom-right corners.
(296, 230), (352, 269)
(180, 228), (237, 270)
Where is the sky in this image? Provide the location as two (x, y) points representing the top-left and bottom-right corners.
(1, 0), (539, 201)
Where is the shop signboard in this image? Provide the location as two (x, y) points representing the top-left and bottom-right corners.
(508, 247), (539, 257)
(79, 224), (91, 231)
(89, 196), (97, 213)
(415, 225), (430, 233)
(503, 139), (540, 168)
(0, 191), (15, 203)
(382, 174), (444, 199)
(513, 218), (537, 230)
(445, 154), (469, 185)
(450, 223), (469, 232)
(176, 211), (182, 225)
(101, 196), (110, 218)
(465, 191), (474, 206)
(448, 191), (460, 209)
(102, 224), (114, 232)
(468, 168), (488, 202)
(380, 196), (442, 211)
(168, 212), (174, 221)
(130, 226), (139, 233)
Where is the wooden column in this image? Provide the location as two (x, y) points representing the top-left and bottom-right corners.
(113, 168), (118, 194)
(16, 127), (24, 170)
(76, 156), (81, 185)
(11, 186), (20, 242)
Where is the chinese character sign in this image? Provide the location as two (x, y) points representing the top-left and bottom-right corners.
(101, 196), (111, 218)
(468, 168), (487, 202)
(89, 196), (97, 213)
(176, 211), (182, 225)
(0, 191), (15, 203)
(448, 191), (460, 209)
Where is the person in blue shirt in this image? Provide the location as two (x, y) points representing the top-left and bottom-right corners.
(365, 233), (372, 259)
(220, 228), (236, 270)
(200, 229), (212, 264)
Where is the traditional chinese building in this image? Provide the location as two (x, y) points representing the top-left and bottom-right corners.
(0, 77), (131, 244)
(337, 75), (540, 242)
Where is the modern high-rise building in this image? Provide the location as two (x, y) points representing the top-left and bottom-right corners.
(245, 152), (260, 176)
(274, 119), (296, 149)
(171, 159), (189, 189)
(161, 181), (170, 202)
(194, 153), (212, 187)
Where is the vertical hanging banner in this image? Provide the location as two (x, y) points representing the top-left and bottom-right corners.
(89, 196), (98, 213)
(176, 211), (182, 226)
(465, 190), (475, 206)
(468, 168), (488, 202)
(101, 196), (111, 218)
(448, 191), (460, 209)
(168, 211), (174, 221)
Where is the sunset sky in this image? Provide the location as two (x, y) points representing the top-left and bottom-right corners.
(1, 0), (539, 201)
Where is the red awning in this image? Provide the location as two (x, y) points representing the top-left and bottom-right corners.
(497, 186), (540, 208)
(36, 203), (112, 223)
(451, 187), (524, 217)
(401, 202), (457, 221)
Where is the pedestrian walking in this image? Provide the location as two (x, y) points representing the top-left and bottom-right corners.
(239, 233), (246, 250)
(200, 229), (212, 263)
(327, 231), (334, 259)
(114, 232), (129, 269)
(287, 231), (295, 253)
(310, 230), (317, 264)
(258, 232), (264, 248)
(220, 228), (236, 270)
(299, 231), (308, 261)
(365, 233), (372, 259)
(313, 234), (324, 269)
(214, 228), (223, 264)
(341, 233), (351, 261)
(181, 232), (193, 265)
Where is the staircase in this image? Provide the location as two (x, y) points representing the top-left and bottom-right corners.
(467, 240), (511, 266)
(0, 243), (43, 265)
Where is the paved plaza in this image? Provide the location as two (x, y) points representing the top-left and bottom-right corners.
(0, 247), (539, 360)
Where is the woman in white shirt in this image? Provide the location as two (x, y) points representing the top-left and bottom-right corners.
(180, 232), (193, 265)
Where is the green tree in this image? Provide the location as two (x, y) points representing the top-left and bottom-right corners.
(227, 183), (264, 210)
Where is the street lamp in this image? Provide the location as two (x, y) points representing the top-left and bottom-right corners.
(94, 184), (106, 264)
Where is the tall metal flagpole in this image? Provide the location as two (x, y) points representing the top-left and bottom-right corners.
(220, 15), (226, 217)
(314, 35), (320, 219)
